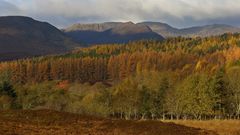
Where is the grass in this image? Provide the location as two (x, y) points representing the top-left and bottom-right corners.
(166, 120), (240, 135)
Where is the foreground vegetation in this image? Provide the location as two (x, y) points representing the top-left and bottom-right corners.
(0, 33), (240, 121)
(0, 110), (216, 135)
(170, 120), (240, 135)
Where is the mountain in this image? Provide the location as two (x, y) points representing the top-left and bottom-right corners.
(140, 22), (240, 38)
(64, 22), (123, 32)
(0, 16), (78, 61)
(65, 21), (240, 43)
(1, 16), (239, 61)
(64, 22), (164, 45)
(180, 24), (240, 37)
(138, 22), (181, 37)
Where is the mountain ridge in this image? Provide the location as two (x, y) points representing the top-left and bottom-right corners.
(65, 21), (240, 41)
(0, 16), (79, 61)
(1, 15), (240, 61)
(140, 22), (240, 37)
(64, 22), (164, 45)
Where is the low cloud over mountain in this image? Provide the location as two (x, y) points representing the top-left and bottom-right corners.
(2, 0), (240, 28)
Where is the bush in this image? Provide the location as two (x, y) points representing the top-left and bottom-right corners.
(0, 80), (17, 110)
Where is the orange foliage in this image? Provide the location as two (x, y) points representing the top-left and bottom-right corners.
(56, 80), (70, 90)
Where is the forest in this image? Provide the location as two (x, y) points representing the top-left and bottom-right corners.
(1, 33), (240, 120)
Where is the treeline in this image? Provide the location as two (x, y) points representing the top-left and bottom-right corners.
(1, 70), (240, 120)
(105, 70), (240, 120)
(0, 51), (196, 83)
(1, 33), (240, 84)
(0, 33), (240, 120)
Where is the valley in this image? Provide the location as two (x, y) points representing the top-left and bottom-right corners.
(0, 15), (240, 135)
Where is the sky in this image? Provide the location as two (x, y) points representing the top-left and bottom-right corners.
(1, 0), (240, 28)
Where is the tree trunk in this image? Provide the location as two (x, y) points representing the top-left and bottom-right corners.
(162, 113), (166, 121)
(141, 113), (146, 120)
(151, 113), (155, 120)
(176, 114), (180, 120)
(134, 109), (137, 120)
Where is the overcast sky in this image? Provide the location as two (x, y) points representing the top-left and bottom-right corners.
(1, 0), (240, 28)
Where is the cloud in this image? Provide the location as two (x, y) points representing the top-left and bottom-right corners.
(2, 0), (240, 28)
(0, 0), (21, 15)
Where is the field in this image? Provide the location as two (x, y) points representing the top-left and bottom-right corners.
(0, 110), (216, 135)
(169, 120), (240, 135)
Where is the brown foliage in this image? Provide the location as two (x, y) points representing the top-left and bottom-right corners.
(0, 110), (216, 135)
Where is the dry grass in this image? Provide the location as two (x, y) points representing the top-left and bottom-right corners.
(167, 120), (240, 135)
(0, 110), (216, 135)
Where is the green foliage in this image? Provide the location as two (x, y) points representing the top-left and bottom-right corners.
(0, 81), (16, 98)
(0, 71), (17, 110)
(210, 68), (227, 115)
(226, 67), (240, 116)
(170, 74), (216, 119)
(15, 81), (72, 111)
(1, 33), (240, 119)
(139, 86), (151, 119)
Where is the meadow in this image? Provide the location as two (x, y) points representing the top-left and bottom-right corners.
(169, 120), (240, 135)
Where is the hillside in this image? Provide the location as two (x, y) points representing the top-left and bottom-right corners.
(141, 22), (240, 37)
(181, 24), (240, 37)
(1, 34), (240, 121)
(0, 16), (78, 61)
(1, 16), (239, 61)
(0, 110), (216, 135)
(64, 22), (123, 32)
(139, 22), (181, 37)
(64, 21), (240, 40)
(64, 22), (164, 45)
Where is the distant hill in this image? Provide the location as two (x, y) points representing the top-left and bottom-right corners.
(140, 22), (240, 38)
(64, 22), (164, 45)
(0, 16), (78, 61)
(64, 22), (123, 32)
(138, 22), (181, 37)
(180, 24), (240, 37)
(65, 21), (240, 44)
